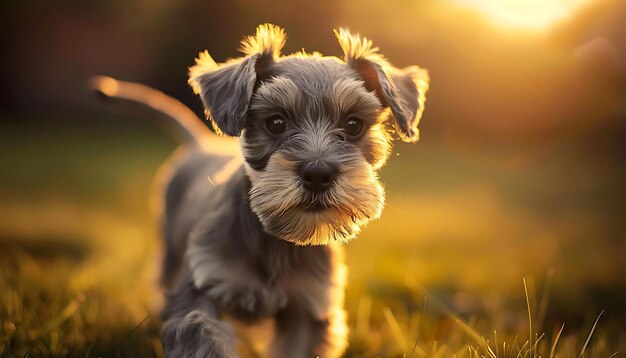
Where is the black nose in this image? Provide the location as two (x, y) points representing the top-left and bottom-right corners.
(301, 162), (337, 194)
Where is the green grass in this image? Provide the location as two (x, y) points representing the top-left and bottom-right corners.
(0, 114), (624, 356)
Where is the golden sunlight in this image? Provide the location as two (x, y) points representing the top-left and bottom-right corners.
(450, 0), (596, 31)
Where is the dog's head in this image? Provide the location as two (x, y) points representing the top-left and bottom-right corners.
(189, 24), (429, 245)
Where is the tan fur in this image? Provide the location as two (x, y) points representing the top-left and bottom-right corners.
(248, 133), (385, 245)
(240, 23), (287, 58)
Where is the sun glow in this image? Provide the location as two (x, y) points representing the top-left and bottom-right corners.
(451, 0), (596, 31)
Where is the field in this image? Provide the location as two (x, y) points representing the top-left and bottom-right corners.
(0, 112), (624, 357)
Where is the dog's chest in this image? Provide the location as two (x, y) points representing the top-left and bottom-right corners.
(189, 241), (341, 321)
(262, 240), (338, 318)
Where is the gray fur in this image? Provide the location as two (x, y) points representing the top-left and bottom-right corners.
(161, 311), (237, 358)
(348, 57), (419, 141)
(159, 158), (347, 356)
(98, 24), (428, 357)
(269, 301), (346, 358)
(193, 54), (261, 136)
(161, 280), (237, 357)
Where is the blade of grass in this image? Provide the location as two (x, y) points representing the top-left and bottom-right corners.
(433, 343), (447, 358)
(516, 340), (529, 358)
(523, 277), (534, 358)
(531, 332), (545, 353)
(405, 280), (488, 352)
(494, 331), (499, 358)
(578, 310), (604, 357)
(453, 344), (468, 357)
(356, 295), (372, 338)
(509, 335), (519, 357)
(409, 297), (426, 358)
(549, 323), (565, 358)
(29, 297), (82, 339)
(111, 314), (151, 354)
(537, 269), (554, 333)
(485, 338), (497, 358)
(383, 307), (409, 353)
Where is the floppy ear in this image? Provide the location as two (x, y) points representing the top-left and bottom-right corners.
(334, 29), (429, 143)
(189, 24), (286, 136)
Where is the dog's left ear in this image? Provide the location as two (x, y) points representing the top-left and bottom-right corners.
(189, 24), (286, 136)
(334, 29), (429, 143)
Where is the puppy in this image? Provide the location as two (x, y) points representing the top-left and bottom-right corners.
(93, 23), (428, 358)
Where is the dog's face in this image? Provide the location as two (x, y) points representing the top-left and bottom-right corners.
(189, 24), (429, 245)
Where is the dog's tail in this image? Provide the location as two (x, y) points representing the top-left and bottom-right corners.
(90, 76), (214, 147)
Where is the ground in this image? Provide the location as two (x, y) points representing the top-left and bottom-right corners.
(0, 113), (624, 357)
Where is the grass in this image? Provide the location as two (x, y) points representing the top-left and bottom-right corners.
(1, 233), (619, 357)
(0, 113), (624, 356)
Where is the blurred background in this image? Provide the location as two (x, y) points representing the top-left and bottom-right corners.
(1, 0), (624, 356)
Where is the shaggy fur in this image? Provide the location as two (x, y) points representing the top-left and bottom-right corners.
(93, 23), (428, 358)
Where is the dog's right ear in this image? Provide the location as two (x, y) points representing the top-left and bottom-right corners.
(189, 24), (286, 136)
(334, 29), (429, 143)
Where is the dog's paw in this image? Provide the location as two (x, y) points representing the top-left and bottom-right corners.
(208, 282), (288, 316)
(162, 311), (238, 358)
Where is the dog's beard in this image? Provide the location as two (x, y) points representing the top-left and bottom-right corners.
(249, 151), (384, 246)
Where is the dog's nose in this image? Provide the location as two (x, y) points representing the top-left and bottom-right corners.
(301, 162), (337, 193)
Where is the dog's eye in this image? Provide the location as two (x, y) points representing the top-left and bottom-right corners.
(266, 116), (287, 134)
(344, 117), (364, 137)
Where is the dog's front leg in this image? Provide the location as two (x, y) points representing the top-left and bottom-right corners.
(268, 303), (347, 358)
(161, 281), (238, 358)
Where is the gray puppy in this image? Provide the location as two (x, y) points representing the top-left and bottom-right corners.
(93, 24), (428, 358)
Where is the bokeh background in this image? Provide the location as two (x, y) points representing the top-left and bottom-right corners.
(1, 0), (625, 356)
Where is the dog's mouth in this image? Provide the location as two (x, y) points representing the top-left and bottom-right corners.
(248, 149), (387, 245)
(300, 202), (329, 212)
